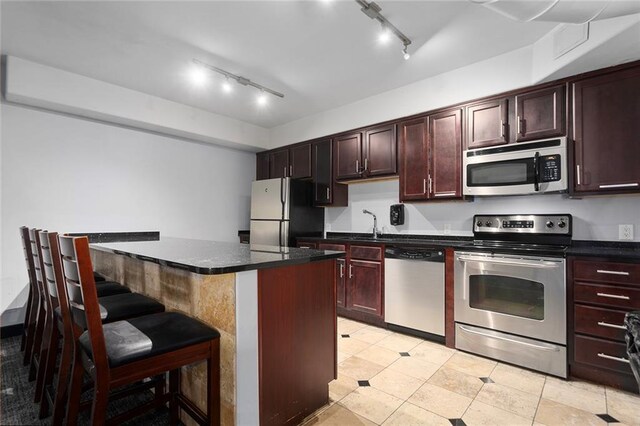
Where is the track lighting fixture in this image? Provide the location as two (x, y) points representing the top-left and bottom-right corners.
(355, 0), (412, 59)
(192, 59), (284, 99)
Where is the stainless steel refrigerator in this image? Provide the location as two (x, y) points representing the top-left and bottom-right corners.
(250, 177), (324, 247)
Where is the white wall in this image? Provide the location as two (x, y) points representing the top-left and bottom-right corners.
(326, 180), (640, 242)
(0, 104), (256, 315)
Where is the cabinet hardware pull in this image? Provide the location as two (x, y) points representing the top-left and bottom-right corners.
(500, 120), (505, 138)
(434, 192), (457, 197)
(289, 165), (293, 176)
(597, 321), (627, 330)
(364, 158), (368, 171)
(428, 176), (433, 194)
(326, 187), (330, 199)
(355, 160), (359, 174)
(283, 166), (287, 177)
(597, 353), (630, 364)
(517, 116), (524, 135)
(597, 269), (630, 276)
(423, 178), (427, 194)
(599, 183), (639, 189)
(340, 263), (344, 278)
(576, 165), (581, 186)
(596, 292), (630, 300)
(349, 264), (353, 278)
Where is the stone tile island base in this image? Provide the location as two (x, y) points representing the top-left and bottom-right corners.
(91, 248), (337, 426)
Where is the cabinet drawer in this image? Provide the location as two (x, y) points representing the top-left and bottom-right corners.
(574, 304), (628, 342)
(574, 335), (633, 374)
(574, 282), (640, 310)
(349, 245), (383, 261)
(297, 241), (318, 249)
(574, 260), (640, 285)
(318, 243), (346, 252)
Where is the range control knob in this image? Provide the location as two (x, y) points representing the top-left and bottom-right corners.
(546, 221), (555, 228)
(476, 220), (483, 227)
(485, 221), (493, 227)
(558, 220), (567, 229)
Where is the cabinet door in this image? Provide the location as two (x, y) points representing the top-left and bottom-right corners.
(256, 152), (270, 180)
(348, 260), (382, 318)
(290, 144), (312, 179)
(335, 133), (363, 180)
(429, 108), (462, 199)
(269, 149), (289, 178)
(364, 124), (397, 177)
(337, 259), (346, 308)
(313, 139), (332, 204)
(399, 118), (429, 201)
(466, 98), (509, 149)
(515, 85), (566, 142)
(573, 67), (640, 193)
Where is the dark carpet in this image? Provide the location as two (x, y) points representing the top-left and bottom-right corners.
(1, 336), (171, 425)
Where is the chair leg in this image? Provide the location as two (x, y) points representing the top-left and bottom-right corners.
(154, 373), (166, 410)
(23, 297), (40, 366)
(28, 301), (46, 380)
(35, 311), (53, 403)
(207, 340), (220, 426)
(169, 368), (180, 426)
(52, 334), (73, 426)
(38, 324), (59, 418)
(65, 349), (85, 426)
(20, 289), (33, 352)
(90, 380), (109, 426)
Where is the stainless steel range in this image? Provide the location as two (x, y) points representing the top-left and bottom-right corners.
(454, 214), (571, 378)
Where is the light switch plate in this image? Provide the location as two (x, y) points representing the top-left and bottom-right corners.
(619, 224), (634, 240)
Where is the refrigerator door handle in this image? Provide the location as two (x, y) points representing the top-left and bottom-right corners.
(278, 221), (283, 247)
(280, 177), (286, 219)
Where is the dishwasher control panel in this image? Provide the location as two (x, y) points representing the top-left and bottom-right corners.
(385, 247), (444, 262)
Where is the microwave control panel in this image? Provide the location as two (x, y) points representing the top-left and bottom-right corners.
(540, 155), (561, 182)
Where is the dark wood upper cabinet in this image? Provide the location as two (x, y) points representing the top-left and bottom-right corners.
(289, 143), (312, 179)
(429, 108), (462, 199)
(399, 117), (429, 201)
(347, 260), (382, 318)
(335, 132), (363, 180)
(256, 152), (270, 181)
(313, 139), (348, 206)
(466, 98), (509, 149)
(364, 124), (397, 177)
(269, 148), (289, 178)
(515, 85), (566, 142)
(573, 67), (640, 193)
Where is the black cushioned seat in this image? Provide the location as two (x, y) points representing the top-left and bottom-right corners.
(79, 312), (220, 368)
(93, 272), (107, 282)
(95, 281), (131, 297)
(98, 293), (165, 323)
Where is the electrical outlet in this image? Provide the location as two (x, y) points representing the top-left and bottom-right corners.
(619, 224), (634, 240)
(444, 224), (451, 235)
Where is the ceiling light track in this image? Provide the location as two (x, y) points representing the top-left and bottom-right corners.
(192, 59), (284, 98)
(355, 0), (412, 58)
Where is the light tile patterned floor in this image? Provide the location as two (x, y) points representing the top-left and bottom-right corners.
(302, 317), (640, 426)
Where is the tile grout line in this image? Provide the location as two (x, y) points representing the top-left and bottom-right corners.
(530, 375), (547, 426)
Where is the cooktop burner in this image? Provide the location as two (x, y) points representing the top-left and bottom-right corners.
(471, 214), (572, 256)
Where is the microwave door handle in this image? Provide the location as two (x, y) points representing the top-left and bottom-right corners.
(533, 151), (540, 192)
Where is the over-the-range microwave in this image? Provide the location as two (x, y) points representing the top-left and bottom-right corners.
(463, 137), (568, 197)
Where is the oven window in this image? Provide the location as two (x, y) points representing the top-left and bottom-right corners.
(467, 158), (534, 187)
(469, 275), (544, 320)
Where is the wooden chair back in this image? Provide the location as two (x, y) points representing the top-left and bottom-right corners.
(20, 226), (38, 305)
(29, 228), (50, 314)
(58, 235), (109, 372)
(39, 231), (70, 329)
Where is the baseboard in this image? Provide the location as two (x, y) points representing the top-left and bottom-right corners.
(0, 323), (23, 339)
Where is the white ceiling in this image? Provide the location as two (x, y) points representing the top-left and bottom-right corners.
(1, 1), (562, 128)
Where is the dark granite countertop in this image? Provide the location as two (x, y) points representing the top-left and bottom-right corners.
(91, 237), (345, 274)
(301, 232), (475, 248)
(69, 231), (160, 243)
(567, 240), (640, 261)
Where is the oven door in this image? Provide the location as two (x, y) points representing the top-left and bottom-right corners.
(454, 251), (566, 344)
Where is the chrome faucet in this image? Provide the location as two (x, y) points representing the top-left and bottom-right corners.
(362, 209), (380, 239)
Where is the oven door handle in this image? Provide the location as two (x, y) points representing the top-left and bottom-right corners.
(458, 325), (561, 352)
(457, 255), (561, 269)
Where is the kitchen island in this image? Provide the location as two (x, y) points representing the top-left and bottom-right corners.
(90, 237), (343, 426)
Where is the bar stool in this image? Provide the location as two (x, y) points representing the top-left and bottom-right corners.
(60, 235), (220, 425)
(20, 227), (131, 373)
(33, 230), (165, 423)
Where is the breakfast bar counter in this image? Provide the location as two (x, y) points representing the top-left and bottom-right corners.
(90, 237), (344, 426)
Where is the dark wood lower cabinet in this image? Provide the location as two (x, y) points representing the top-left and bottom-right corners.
(568, 256), (640, 393)
(258, 260), (336, 425)
(348, 260), (382, 317)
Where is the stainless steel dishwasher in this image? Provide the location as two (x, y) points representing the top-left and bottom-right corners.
(384, 246), (445, 336)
